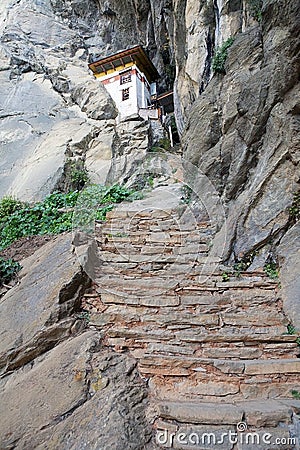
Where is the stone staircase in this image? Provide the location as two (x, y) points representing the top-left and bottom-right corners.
(82, 187), (300, 449)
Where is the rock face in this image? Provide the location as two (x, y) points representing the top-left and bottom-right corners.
(0, 0), (177, 200)
(182, 0), (300, 264)
(0, 236), (152, 450)
(0, 0), (118, 200)
(1, 336), (152, 450)
(0, 234), (90, 374)
(278, 222), (300, 330)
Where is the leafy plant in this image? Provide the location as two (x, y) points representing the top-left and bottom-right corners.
(75, 310), (90, 322)
(0, 196), (25, 220)
(212, 37), (235, 74)
(70, 167), (89, 189)
(181, 184), (193, 204)
(233, 251), (258, 277)
(289, 192), (300, 221)
(264, 262), (279, 279)
(287, 324), (296, 335)
(233, 262), (248, 277)
(149, 137), (171, 153)
(0, 191), (80, 250)
(0, 184), (140, 250)
(73, 184), (136, 230)
(291, 390), (300, 400)
(0, 257), (22, 285)
(222, 272), (230, 282)
(247, 0), (263, 21)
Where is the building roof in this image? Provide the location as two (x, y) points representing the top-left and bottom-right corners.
(157, 90), (174, 114)
(88, 45), (160, 82)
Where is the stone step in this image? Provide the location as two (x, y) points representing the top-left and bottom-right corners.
(94, 251), (207, 264)
(156, 399), (295, 427)
(98, 224), (214, 237)
(93, 292), (286, 322)
(148, 371), (300, 402)
(102, 323), (294, 344)
(198, 342), (299, 360)
(174, 326), (293, 343)
(97, 280), (277, 296)
(179, 289), (280, 307)
(99, 242), (210, 254)
(98, 229), (214, 243)
(138, 354), (300, 377)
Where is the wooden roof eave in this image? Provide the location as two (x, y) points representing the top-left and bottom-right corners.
(89, 45), (160, 81)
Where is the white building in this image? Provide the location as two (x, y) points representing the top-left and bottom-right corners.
(89, 46), (160, 121)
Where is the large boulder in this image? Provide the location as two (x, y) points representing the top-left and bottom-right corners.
(71, 80), (118, 121)
(0, 333), (152, 450)
(0, 234), (90, 374)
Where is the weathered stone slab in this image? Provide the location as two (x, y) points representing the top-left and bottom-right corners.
(138, 296), (180, 307)
(139, 365), (190, 376)
(201, 346), (262, 360)
(175, 326), (290, 343)
(0, 234), (89, 374)
(244, 359), (300, 375)
(144, 312), (219, 326)
(180, 294), (227, 306)
(180, 381), (240, 397)
(221, 310), (287, 327)
(147, 343), (195, 356)
(241, 400), (293, 427)
(240, 380), (300, 400)
(158, 401), (244, 425)
(0, 332), (98, 448)
(0, 335), (151, 450)
(213, 359), (245, 374)
(99, 292), (139, 305)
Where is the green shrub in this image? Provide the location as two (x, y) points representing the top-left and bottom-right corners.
(212, 37), (235, 74)
(0, 257), (22, 285)
(264, 262), (279, 279)
(287, 324), (296, 335)
(0, 191), (80, 250)
(222, 272), (230, 282)
(0, 197), (25, 220)
(181, 185), (193, 204)
(149, 137), (171, 153)
(291, 390), (300, 400)
(70, 166), (89, 190)
(0, 185), (138, 250)
(233, 261), (248, 277)
(72, 184), (136, 229)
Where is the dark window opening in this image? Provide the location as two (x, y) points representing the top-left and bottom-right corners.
(120, 71), (132, 85)
(122, 88), (130, 101)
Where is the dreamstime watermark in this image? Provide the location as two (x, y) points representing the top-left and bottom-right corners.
(156, 423), (298, 448)
(72, 152), (227, 297)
